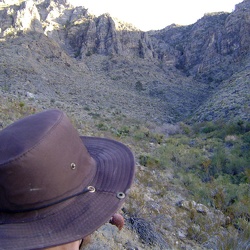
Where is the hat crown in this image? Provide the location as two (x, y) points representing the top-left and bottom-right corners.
(0, 110), (96, 212)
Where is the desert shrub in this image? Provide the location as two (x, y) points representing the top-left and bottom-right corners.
(96, 123), (109, 131)
(200, 121), (217, 134)
(133, 130), (147, 140)
(132, 126), (150, 140)
(139, 154), (162, 169)
(210, 146), (227, 176)
(179, 122), (191, 135)
(136, 119), (250, 230)
(198, 120), (250, 139)
(186, 224), (208, 244)
(234, 218), (250, 240)
(155, 140), (207, 176)
(115, 126), (130, 137)
(19, 101), (25, 108)
(133, 127), (165, 144)
(242, 131), (250, 144)
(149, 133), (164, 144)
(143, 120), (250, 249)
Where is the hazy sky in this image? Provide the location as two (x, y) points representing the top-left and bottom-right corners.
(69, 0), (243, 31)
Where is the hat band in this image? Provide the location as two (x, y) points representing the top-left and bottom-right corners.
(0, 186), (96, 214)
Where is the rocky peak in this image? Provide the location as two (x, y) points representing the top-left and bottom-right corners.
(2, 0), (249, 76)
(224, 0), (250, 56)
(15, 0), (42, 32)
(0, 0), (156, 59)
(149, 0), (250, 83)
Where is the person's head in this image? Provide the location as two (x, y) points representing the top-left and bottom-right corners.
(0, 109), (135, 249)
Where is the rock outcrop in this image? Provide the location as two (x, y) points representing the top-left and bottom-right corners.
(150, 0), (250, 84)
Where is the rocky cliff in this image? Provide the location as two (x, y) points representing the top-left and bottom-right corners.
(150, 1), (250, 83)
(0, 0), (249, 123)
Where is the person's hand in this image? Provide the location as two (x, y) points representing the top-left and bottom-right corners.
(109, 213), (125, 230)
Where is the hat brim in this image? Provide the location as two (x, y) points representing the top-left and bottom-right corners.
(0, 136), (135, 250)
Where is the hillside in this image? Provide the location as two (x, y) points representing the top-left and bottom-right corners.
(0, 0), (250, 249)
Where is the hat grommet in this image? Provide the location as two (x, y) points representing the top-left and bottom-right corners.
(87, 186), (95, 193)
(70, 163), (76, 170)
(116, 192), (126, 199)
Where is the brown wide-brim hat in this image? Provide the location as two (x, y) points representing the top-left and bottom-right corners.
(0, 109), (135, 250)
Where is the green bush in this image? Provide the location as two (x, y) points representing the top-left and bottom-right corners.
(96, 123), (108, 131)
(116, 126), (130, 137)
(139, 154), (161, 168)
(19, 102), (25, 108)
(201, 122), (217, 134)
(242, 131), (250, 143)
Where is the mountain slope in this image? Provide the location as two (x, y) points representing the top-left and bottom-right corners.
(0, 0), (249, 123)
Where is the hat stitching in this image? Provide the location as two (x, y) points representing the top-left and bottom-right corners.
(0, 111), (64, 167)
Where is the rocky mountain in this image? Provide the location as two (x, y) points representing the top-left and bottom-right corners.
(0, 0), (249, 124)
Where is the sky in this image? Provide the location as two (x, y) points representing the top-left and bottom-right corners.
(69, 0), (243, 31)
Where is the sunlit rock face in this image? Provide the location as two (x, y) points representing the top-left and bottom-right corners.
(14, 0), (42, 32)
(0, 0), (155, 59)
(0, 0), (42, 36)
